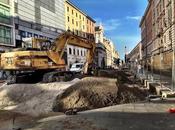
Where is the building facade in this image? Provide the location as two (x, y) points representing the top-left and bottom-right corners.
(140, 0), (153, 66)
(103, 37), (113, 68)
(127, 42), (142, 63)
(140, 0), (175, 74)
(65, 0), (86, 37)
(65, 0), (96, 69)
(95, 24), (119, 68)
(0, 0), (65, 49)
(65, 0), (95, 40)
(0, 0), (15, 49)
(15, 0), (65, 47)
(95, 25), (107, 68)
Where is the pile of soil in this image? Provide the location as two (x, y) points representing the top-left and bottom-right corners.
(53, 77), (118, 112)
(53, 76), (146, 112)
(0, 79), (80, 116)
(97, 69), (135, 84)
(116, 84), (147, 104)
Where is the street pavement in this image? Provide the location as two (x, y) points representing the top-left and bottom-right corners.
(77, 101), (175, 130)
(18, 101), (175, 130)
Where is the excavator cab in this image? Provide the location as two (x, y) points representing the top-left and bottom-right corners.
(22, 38), (52, 51)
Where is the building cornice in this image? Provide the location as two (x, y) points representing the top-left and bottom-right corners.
(139, 0), (152, 27)
(66, 0), (96, 23)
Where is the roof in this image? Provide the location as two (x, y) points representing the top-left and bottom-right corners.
(66, 0), (96, 23)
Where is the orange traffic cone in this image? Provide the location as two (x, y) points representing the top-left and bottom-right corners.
(169, 108), (175, 113)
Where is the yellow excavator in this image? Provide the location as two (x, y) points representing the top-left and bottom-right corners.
(0, 32), (96, 83)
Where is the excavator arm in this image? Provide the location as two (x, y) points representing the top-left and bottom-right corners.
(47, 32), (96, 69)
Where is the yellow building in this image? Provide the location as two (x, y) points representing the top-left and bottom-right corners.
(65, 0), (95, 39)
(65, 0), (96, 69)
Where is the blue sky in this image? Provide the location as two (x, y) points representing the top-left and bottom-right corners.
(70, 0), (148, 59)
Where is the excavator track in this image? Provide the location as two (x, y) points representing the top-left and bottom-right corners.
(42, 71), (74, 83)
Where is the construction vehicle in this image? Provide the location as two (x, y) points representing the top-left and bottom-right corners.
(0, 32), (96, 83)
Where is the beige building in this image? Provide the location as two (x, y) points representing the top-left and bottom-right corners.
(127, 42), (142, 63)
(65, 0), (86, 37)
(65, 0), (95, 40)
(140, 0), (175, 74)
(95, 25), (107, 68)
(95, 24), (119, 68)
(65, 0), (96, 69)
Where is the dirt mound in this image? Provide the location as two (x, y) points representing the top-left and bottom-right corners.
(98, 70), (134, 84)
(116, 84), (147, 104)
(53, 77), (118, 112)
(53, 77), (146, 112)
(0, 79), (80, 116)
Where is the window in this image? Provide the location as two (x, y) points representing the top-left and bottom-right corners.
(169, 30), (172, 41)
(83, 17), (84, 21)
(76, 13), (78, 17)
(77, 49), (79, 56)
(73, 48), (76, 55)
(168, 5), (172, 23)
(81, 50), (83, 56)
(79, 15), (81, 19)
(84, 50), (86, 56)
(14, 2), (18, 13)
(72, 10), (74, 15)
(162, 0), (165, 8)
(67, 16), (70, 22)
(69, 48), (72, 55)
(67, 7), (69, 12)
(0, 25), (12, 45)
(76, 21), (78, 26)
(0, 4), (11, 24)
(164, 35), (166, 43)
(72, 19), (74, 24)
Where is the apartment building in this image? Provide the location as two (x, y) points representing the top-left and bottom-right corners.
(140, 0), (175, 73)
(103, 37), (113, 67)
(65, 0), (96, 68)
(65, 1), (95, 39)
(140, 0), (153, 62)
(127, 42), (142, 63)
(65, 0), (86, 37)
(0, 0), (15, 49)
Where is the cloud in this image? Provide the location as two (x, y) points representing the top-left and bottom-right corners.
(126, 16), (141, 20)
(95, 18), (120, 31)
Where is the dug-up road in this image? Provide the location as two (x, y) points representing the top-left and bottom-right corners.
(0, 69), (175, 130)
